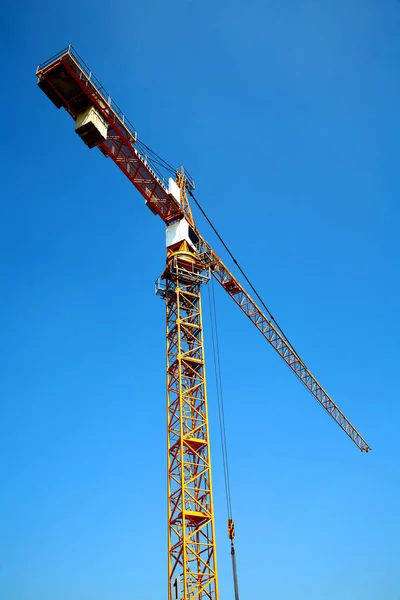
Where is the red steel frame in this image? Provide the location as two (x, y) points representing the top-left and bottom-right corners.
(36, 46), (182, 224)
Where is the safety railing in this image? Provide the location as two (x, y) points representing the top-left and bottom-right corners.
(37, 45), (138, 143)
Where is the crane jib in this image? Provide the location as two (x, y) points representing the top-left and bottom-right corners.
(202, 236), (371, 453)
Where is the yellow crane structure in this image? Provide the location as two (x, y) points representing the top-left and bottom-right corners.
(36, 46), (371, 600)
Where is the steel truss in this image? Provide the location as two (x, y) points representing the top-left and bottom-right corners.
(165, 247), (218, 600)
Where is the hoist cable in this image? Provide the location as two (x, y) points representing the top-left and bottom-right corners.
(135, 139), (176, 176)
(207, 279), (240, 600)
(135, 137), (302, 365)
(207, 278), (232, 520)
(189, 189), (307, 368)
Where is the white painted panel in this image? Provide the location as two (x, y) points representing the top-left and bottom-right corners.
(166, 220), (181, 248)
(170, 576), (182, 600)
(168, 178), (181, 205)
(166, 219), (197, 251)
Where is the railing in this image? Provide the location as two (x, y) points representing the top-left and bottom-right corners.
(37, 44), (138, 144)
(37, 45), (196, 196)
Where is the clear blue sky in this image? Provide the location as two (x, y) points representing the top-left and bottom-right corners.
(1, 1), (399, 598)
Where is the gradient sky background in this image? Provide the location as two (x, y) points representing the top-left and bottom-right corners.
(1, 1), (399, 599)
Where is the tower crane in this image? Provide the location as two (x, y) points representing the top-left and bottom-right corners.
(35, 45), (371, 600)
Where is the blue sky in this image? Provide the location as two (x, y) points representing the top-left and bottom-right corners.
(1, 0), (399, 598)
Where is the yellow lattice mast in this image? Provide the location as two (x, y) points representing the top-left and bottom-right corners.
(161, 171), (218, 600)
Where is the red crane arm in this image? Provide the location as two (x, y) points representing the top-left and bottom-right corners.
(36, 46), (183, 224)
(194, 231), (371, 452)
(36, 45), (370, 453)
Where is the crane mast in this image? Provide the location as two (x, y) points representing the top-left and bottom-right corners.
(35, 45), (371, 600)
(160, 238), (218, 600)
(156, 176), (218, 600)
